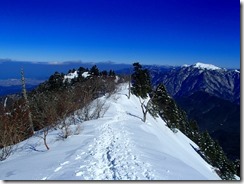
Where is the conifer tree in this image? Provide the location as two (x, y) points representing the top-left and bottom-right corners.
(152, 83), (181, 130)
(48, 72), (63, 90)
(101, 70), (108, 77)
(130, 62), (152, 122)
(90, 65), (99, 76)
(131, 62), (151, 99)
(108, 70), (116, 77)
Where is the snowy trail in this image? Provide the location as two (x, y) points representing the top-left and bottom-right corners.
(73, 101), (156, 180)
(0, 84), (221, 180)
(41, 97), (156, 180)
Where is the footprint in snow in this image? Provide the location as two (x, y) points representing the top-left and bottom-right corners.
(75, 151), (86, 160)
(54, 161), (70, 172)
(76, 171), (84, 177)
(54, 166), (62, 172)
(60, 161), (70, 166)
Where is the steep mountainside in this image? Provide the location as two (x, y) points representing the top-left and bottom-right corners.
(175, 91), (240, 160)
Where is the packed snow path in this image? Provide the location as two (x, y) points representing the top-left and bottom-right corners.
(41, 99), (156, 180)
(78, 102), (156, 180)
(0, 84), (220, 180)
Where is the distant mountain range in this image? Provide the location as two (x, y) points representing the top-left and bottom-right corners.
(150, 62), (240, 104)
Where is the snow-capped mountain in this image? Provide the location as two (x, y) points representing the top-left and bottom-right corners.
(191, 62), (222, 70)
(151, 62), (240, 104)
(0, 84), (220, 180)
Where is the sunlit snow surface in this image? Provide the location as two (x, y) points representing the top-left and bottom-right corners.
(193, 62), (221, 70)
(63, 71), (78, 82)
(81, 71), (90, 78)
(0, 84), (220, 180)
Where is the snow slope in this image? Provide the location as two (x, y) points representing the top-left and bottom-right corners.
(0, 83), (220, 180)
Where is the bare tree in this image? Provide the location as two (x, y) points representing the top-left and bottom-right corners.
(128, 68), (132, 99)
(30, 93), (59, 150)
(36, 127), (50, 150)
(138, 97), (149, 122)
(128, 76), (131, 99)
(138, 92), (157, 122)
(0, 105), (26, 160)
(0, 118), (14, 160)
(42, 127), (50, 150)
(21, 68), (34, 135)
(80, 98), (108, 121)
(90, 99), (108, 120)
(57, 119), (72, 140)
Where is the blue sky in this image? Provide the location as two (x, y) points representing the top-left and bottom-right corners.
(0, 0), (240, 68)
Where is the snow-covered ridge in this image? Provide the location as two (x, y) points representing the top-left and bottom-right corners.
(182, 64), (190, 67)
(0, 83), (220, 180)
(193, 62), (221, 70)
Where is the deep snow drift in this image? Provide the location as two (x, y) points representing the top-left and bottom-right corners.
(0, 83), (220, 180)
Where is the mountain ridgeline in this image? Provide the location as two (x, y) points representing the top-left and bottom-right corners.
(0, 62), (239, 180)
(151, 63), (240, 104)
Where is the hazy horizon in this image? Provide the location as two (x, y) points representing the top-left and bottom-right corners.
(0, 58), (240, 69)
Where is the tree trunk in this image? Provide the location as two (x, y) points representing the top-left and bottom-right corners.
(140, 100), (148, 123)
(43, 129), (49, 150)
(44, 138), (49, 150)
(128, 74), (131, 99)
(21, 68), (34, 135)
(143, 110), (147, 122)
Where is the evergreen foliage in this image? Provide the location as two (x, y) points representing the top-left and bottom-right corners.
(90, 65), (99, 76)
(108, 70), (116, 77)
(101, 70), (108, 77)
(48, 72), (64, 90)
(131, 62), (151, 99)
(151, 82), (237, 180)
(152, 83), (184, 130)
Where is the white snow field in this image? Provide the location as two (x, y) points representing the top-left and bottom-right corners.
(0, 83), (220, 180)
